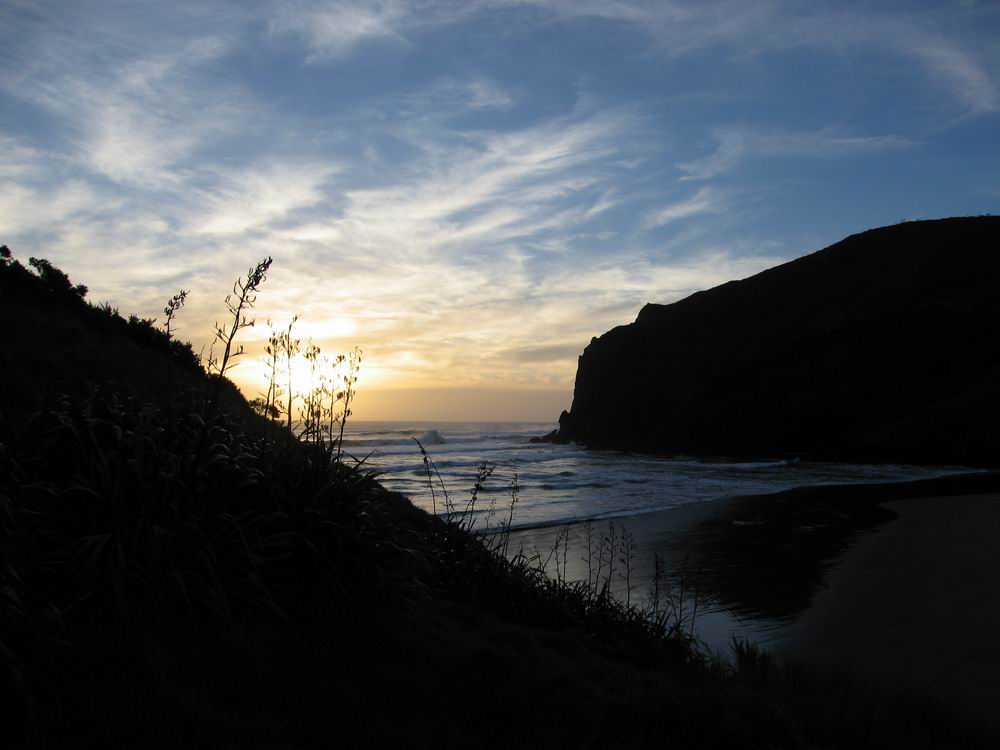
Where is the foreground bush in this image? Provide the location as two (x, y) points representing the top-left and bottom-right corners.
(0, 391), (702, 745)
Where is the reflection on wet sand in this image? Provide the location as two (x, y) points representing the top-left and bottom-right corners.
(509, 472), (1000, 653)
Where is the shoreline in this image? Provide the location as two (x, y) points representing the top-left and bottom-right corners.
(508, 470), (1000, 653)
(777, 490), (1000, 727)
(502, 468), (998, 534)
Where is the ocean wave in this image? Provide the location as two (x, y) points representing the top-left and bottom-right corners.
(536, 481), (612, 491)
(358, 423), (956, 532)
(416, 429), (448, 445)
(357, 429), (425, 437)
(483, 433), (547, 442)
(665, 458), (792, 471)
(340, 428), (451, 448)
(713, 460), (791, 470)
(341, 437), (421, 447)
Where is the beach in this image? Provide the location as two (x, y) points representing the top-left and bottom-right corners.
(510, 471), (1000, 724)
(778, 491), (1000, 727)
(290, 413), (1000, 731)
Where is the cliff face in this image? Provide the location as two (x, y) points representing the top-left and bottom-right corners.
(557, 217), (1000, 467)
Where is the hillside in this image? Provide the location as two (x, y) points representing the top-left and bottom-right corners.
(0, 247), (259, 429)
(557, 217), (1000, 466)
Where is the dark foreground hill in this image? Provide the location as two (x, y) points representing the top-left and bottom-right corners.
(557, 217), (1000, 466)
(0, 246), (259, 430)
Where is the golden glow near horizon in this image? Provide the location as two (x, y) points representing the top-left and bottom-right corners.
(188, 247), (783, 421)
(4, 2), (998, 419)
(229, 341), (573, 422)
(12, 246), (787, 421)
(225, 310), (577, 421)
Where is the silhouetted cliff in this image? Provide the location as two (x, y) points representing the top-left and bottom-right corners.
(557, 217), (1000, 467)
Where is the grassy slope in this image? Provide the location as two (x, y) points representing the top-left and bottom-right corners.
(0, 253), (258, 432)
(1, 251), (995, 749)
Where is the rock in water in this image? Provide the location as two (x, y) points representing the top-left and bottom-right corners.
(529, 429), (559, 444)
(557, 217), (1000, 467)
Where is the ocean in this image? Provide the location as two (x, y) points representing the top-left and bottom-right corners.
(343, 420), (959, 530)
(343, 420), (967, 651)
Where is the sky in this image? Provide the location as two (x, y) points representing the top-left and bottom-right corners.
(1, 1), (998, 421)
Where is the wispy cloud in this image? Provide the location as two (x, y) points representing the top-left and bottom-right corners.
(321, 108), (636, 260)
(403, 77), (517, 113)
(12, 32), (242, 188)
(191, 161), (340, 236)
(642, 187), (719, 229)
(0, 179), (103, 238)
(0, 135), (119, 238)
(525, 0), (1000, 115)
(269, 0), (407, 60)
(907, 33), (999, 114)
(679, 127), (915, 180)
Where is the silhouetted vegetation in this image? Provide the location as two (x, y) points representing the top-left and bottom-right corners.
(1, 246), (996, 748)
(204, 256), (272, 423)
(1, 246), (201, 379)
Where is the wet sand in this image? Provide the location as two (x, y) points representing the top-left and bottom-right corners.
(507, 471), (1000, 666)
(778, 491), (1000, 725)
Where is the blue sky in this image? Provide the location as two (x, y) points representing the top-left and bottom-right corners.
(1, 1), (998, 419)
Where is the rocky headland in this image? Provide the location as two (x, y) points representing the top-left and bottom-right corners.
(557, 216), (1000, 467)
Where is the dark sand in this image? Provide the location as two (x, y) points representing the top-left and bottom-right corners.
(508, 495), (793, 650)
(778, 491), (1000, 725)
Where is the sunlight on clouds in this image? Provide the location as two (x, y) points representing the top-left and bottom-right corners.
(2, 0), (997, 419)
(221, 240), (785, 401)
(294, 316), (360, 340)
(275, 223), (345, 243)
(236, 350), (358, 401)
(193, 162), (339, 236)
(238, 316), (359, 344)
(347, 387), (571, 422)
(0, 179), (101, 236)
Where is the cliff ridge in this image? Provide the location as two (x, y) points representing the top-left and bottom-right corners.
(557, 217), (1000, 466)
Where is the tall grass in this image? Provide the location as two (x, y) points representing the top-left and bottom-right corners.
(411, 438), (704, 655)
(0, 389), (391, 720)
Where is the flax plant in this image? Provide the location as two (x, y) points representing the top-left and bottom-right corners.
(162, 289), (189, 340)
(334, 347), (361, 461)
(281, 316), (300, 433)
(205, 257), (272, 422)
(298, 340), (324, 443)
(262, 321), (285, 429)
(162, 289), (188, 405)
